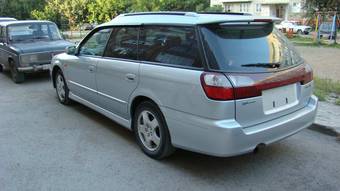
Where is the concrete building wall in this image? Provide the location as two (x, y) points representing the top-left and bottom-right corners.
(211, 0), (305, 20)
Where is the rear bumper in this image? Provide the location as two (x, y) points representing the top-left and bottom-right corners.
(18, 64), (50, 73)
(162, 95), (318, 157)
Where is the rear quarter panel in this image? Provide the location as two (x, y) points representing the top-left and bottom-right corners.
(131, 63), (235, 121)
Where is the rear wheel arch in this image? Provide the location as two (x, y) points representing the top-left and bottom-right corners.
(130, 96), (161, 130)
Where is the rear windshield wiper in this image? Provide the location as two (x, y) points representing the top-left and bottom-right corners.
(241, 63), (281, 68)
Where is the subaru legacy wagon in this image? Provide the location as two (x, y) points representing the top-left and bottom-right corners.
(50, 12), (318, 159)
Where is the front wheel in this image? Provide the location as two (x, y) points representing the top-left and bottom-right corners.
(133, 101), (175, 159)
(54, 70), (71, 105)
(9, 60), (24, 83)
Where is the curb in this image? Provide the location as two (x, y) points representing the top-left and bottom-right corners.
(308, 123), (340, 137)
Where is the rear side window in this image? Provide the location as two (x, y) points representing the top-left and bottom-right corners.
(139, 26), (202, 68)
(104, 27), (138, 60)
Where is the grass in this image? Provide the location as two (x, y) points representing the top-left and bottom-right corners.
(336, 99), (340, 105)
(314, 77), (340, 105)
(289, 35), (340, 49)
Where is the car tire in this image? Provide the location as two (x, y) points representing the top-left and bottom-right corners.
(9, 60), (24, 83)
(54, 70), (71, 105)
(133, 101), (175, 159)
(0, 65), (3, 72)
(297, 30), (303, 35)
(304, 31), (309, 35)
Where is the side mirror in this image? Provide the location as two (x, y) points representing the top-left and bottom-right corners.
(66, 46), (77, 55)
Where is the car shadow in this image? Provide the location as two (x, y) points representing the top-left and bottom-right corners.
(67, 101), (136, 144)
(65, 98), (294, 175)
(2, 71), (50, 84)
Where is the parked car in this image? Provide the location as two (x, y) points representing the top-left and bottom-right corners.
(80, 23), (96, 31)
(276, 21), (312, 35)
(0, 20), (73, 83)
(319, 22), (337, 40)
(0, 17), (16, 22)
(51, 12), (318, 159)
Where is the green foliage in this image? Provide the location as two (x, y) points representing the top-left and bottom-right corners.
(88, 0), (133, 24)
(335, 98), (340, 105)
(0, 0), (45, 20)
(314, 77), (340, 101)
(27, 0), (221, 29)
(204, 5), (224, 12)
(31, 0), (65, 28)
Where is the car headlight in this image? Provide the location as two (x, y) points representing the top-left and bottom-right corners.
(20, 54), (39, 66)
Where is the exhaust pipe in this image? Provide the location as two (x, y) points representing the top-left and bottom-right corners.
(254, 143), (266, 154)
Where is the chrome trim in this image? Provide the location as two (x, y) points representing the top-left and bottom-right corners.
(68, 80), (127, 104)
(68, 80), (97, 93)
(20, 50), (65, 56)
(17, 63), (50, 72)
(97, 91), (126, 104)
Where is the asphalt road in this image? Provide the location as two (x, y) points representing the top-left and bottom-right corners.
(0, 72), (339, 191)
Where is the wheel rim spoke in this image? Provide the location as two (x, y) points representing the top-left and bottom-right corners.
(137, 110), (161, 151)
(56, 75), (66, 101)
(150, 133), (160, 147)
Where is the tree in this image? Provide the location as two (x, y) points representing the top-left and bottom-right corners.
(131, 0), (161, 11)
(31, 0), (65, 28)
(60, 0), (94, 29)
(0, 0), (45, 20)
(305, 0), (340, 13)
(87, 0), (132, 23)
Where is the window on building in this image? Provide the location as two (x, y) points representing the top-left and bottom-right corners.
(224, 4), (232, 12)
(256, 4), (262, 12)
(240, 3), (249, 12)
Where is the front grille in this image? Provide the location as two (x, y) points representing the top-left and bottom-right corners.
(21, 51), (64, 66)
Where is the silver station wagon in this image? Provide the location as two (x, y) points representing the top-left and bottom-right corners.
(50, 12), (318, 159)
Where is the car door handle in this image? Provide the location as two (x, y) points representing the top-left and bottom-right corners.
(88, 65), (96, 72)
(125, 73), (136, 81)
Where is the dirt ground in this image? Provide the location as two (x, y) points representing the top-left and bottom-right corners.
(296, 46), (340, 81)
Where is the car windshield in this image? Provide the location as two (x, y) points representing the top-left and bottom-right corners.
(200, 22), (303, 73)
(8, 23), (63, 43)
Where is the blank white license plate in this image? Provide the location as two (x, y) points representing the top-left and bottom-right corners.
(262, 83), (298, 114)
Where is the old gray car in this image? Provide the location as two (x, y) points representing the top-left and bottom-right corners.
(0, 20), (73, 83)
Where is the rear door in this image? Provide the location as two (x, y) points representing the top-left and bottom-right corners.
(200, 22), (313, 127)
(95, 26), (140, 119)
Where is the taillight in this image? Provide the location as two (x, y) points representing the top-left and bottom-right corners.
(302, 64), (313, 85)
(200, 72), (234, 100)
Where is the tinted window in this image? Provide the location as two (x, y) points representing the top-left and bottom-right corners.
(79, 28), (112, 56)
(139, 26), (202, 68)
(104, 27), (138, 60)
(200, 23), (303, 72)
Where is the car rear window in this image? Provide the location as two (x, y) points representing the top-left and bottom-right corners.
(200, 22), (303, 73)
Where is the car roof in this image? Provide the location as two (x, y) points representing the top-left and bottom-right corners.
(0, 17), (16, 20)
(0, 20), (54, 26)
(100, 12), (280, 27)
